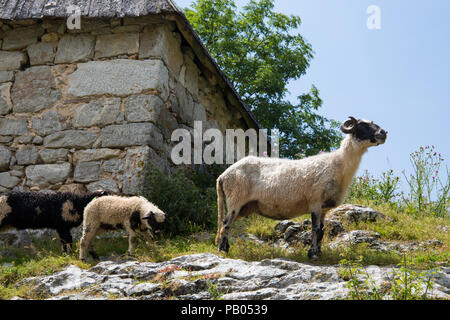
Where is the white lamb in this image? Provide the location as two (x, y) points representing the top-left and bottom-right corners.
(215, 117), (387, 259)
(79, 195), (166, 260)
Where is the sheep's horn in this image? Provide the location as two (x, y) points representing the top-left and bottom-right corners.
(340, 116), (358, 134)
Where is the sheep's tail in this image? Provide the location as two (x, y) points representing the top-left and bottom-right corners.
(215, 177), (226, 246)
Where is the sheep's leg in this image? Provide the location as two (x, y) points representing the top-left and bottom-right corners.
(57, 228), (73, 254)
(218, 207), (241, 253)
(308, 211), (325, 260)
(88, 243), (99, 260)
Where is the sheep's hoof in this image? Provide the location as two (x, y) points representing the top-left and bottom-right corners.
(218, 237), (230, 253)
(89, 251), (99, 260)
(307, 248), (322, 260)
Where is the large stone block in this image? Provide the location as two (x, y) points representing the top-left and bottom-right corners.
(2, 25), (44, 50)
(122, 146), (150, 195)
(0, 172), (20, 189)
(159, 107), (178, 140)
(25, 163), (71, 188)
(27, 42), (55, 65)
(124, 94), (164, 123)
(148, 147), (169, 175)
(193, 103), (207, 122)
(0, 146), (12, 170)
(54, 34), (95, 63)
(101, 123), (163, 150)
(87, 179), (119, 194)
(103, 158), (123, 173)
(39, 148), (69, 163)
(11, 66), (61, 113)
(67, 59), (169, 99)
(74, 161), (100, 183)
(43, 130), (99, 149)
(0, 82), (12, 115)
(0, 118), (28, 136)
(95, 32), (139, 58)
(72, 97), (121, 128)
(32, 110), (68, 136)
(139, 24), (183, 76)
(72, 148), (122, 163)
(179, 55), (200, 98)
(0, 71), (14, 83)
(16, 145), (38, 165)
(0, 51), (27, 71)
(175, 82), (194, 125)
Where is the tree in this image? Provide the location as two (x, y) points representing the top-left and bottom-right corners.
(184, 0), (342, 158)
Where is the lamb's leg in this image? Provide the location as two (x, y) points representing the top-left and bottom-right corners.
(127, 228), (137, 256)
(79, 225), (98, 260)
(308, 211), (325, 260)
(57, 228), (73, 254)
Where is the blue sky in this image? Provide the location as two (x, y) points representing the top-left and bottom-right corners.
(177, 0), (449, 190)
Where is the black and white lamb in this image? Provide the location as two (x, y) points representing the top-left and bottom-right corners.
(79, 195), (166, 260)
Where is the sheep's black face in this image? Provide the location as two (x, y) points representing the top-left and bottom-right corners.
(341, 117), (387, 147)
(353, 120), (387, 146)
(143, 213), (164, 235)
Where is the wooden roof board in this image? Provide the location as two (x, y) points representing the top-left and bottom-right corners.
(0, 0), (179, 20)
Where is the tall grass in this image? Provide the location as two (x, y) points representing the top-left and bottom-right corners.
(347, 145), (449, 218)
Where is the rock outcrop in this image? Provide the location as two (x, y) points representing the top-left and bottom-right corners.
(14, 253), (449, 300)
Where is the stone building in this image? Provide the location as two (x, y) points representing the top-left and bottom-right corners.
(0, 0), (260, 195)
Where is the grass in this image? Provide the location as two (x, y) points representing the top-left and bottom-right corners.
(0, 198), (448, 300)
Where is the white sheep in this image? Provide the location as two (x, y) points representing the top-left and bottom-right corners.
(79, 195), (166, 260)
(215, 117), (387, 259)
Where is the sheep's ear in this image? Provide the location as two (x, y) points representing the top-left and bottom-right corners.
(142, 212), (154, 220)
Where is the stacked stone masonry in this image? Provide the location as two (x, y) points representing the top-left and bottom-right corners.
(0, 17), (249, 195)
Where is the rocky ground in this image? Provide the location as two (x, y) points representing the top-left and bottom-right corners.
(9, 253), (449, 300)
(272, 204), (445, 254)
(1, 204), (449, 300)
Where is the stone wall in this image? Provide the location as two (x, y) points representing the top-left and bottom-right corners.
(0, 17), (249, 195)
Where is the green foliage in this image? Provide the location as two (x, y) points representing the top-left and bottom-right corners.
(403, 145), (449, 217)
(346, 169), (401, 207)
(339, 251), (437, 300)
(347, 145), (449, 218)
(184, 0), (342, 158)
(185, 164), (229, 192)
(207, 282), (224, 300)
(142, 165), (218, 236)
(390, 256), (437, 300)
(339, 255), (385, 300)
